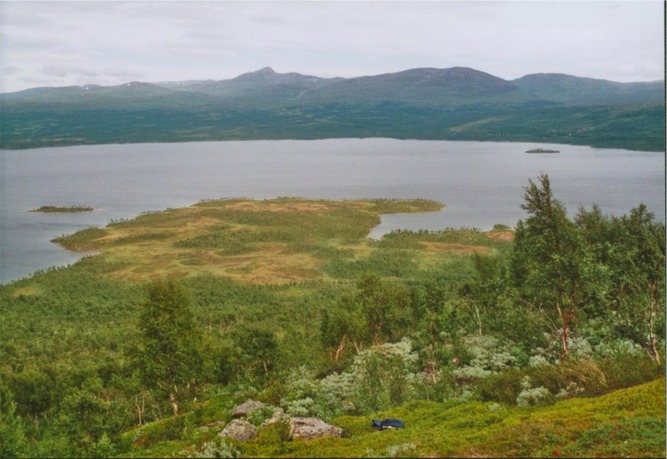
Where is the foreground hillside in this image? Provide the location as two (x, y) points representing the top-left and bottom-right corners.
(1, 66), (664, 151)
(1, 181), (664, 457)
(120, 378), (666, 458)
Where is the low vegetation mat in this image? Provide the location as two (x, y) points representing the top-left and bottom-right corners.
(51, 197), (476, 284)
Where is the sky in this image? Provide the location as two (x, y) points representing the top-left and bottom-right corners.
(0, 1), (664, 93)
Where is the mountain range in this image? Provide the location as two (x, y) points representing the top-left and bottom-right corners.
(1, 67), (664, 150)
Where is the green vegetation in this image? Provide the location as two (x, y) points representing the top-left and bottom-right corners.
(136, 280), (203, 417)
(30, 205), (94, 213)
(0, 185), (664, 457)
(51, 198), (443, 283)
(1, 67), (664, 151)
(1, 102), (663, 151)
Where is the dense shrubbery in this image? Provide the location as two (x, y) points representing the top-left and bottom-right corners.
(0, 180), (664, 457)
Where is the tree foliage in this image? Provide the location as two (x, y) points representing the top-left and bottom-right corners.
(0, 389), (27, 458)
(511, 174), (597, 358)
(136, 280), (203, 416)
(320, 274), (412, 360)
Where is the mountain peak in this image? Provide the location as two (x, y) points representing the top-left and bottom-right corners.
(255, 66), (276, 75)
(234, 67), (280, 82)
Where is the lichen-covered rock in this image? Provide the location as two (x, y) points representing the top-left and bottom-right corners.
(231, 399), (265, 418)
(289, 417), (343, 441)
(219, 419), (257, 442)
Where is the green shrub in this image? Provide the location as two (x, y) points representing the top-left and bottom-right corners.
(238, 418), (293, 458)
(476, 357), (609, 405)
(312, 371), (358, 419)
(515, 376), (554, 407)
(129, 415), (188, 448)
(475, 367), (524, 404)
(183, 437), (241, 458)
(247, 404), (276, 427)
(365, 441), (418, 458)
(351, 339), (420, 413)
(597, 353), (665, 393)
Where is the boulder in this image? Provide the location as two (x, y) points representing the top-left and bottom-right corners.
(231, 399), (265, 418)
(219, 419), (257, 442)
(289, 417), (343, 441)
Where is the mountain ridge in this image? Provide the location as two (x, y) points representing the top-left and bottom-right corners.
(2, 66), (663, 108)
(1, 66), (664, 151)
(3, 66), (663, 97)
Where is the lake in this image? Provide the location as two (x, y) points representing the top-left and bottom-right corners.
(1, 138), (664, 284)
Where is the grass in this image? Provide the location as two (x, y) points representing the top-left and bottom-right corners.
(119, 378), (665, 458)
(50, 197), (510, 285)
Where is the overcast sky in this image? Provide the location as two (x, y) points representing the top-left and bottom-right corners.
(0, 1), (664, 93)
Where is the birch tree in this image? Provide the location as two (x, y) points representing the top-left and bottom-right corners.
(137, 280), (202, 417)
(511, 174), (591, 358)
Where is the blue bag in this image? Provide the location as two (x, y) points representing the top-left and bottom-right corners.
(371, 418), (405, 430)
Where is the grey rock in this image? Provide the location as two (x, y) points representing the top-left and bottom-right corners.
(231, 399), (265, 418)
(289, 417), (343, 441)
(219, 419), (257, 442)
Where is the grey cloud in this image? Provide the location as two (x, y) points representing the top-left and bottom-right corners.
(41, 65), (99, 78)
(3, 66), (22, 76)
(1, 0), (664, 92)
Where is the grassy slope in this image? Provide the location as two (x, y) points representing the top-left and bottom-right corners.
(120, 378), (665, 458)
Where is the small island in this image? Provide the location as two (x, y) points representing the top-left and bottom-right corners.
(525, 148), (560, 154)
(30, 205), (94, 213)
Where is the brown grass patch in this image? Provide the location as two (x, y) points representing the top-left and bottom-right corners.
(225, 200), (332, 213)
(420, 242), (491, 254)
(101, 239), (323, 285)
(11, 286), (41, 297)
(484, 230), (515, 242)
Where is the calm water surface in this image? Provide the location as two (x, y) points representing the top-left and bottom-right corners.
(1, 139), (664, 284)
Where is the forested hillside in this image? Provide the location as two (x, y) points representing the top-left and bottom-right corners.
(0, 175), (664, 457)
(1, 67), (664, 151)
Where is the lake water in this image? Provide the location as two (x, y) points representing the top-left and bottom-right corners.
(1, 139), (664, 284)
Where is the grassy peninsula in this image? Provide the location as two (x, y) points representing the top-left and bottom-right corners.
(51, 197), (446, 284)
(1, 182), (664, 458)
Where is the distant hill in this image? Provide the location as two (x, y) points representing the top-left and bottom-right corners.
(1, 67), (664, 151)
(512, 73), (664, 106)
(287, 67), (532, 106)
